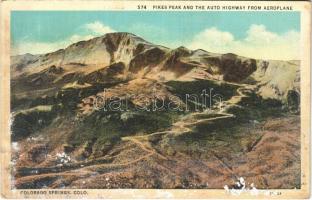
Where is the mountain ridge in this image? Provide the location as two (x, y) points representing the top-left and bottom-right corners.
(11, 32), (299, 102)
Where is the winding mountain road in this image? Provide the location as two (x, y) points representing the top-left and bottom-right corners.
(15, 82), (256, 187)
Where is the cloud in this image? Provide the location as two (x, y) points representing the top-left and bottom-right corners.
(12, 21), (115, 55)
(13, 21), (299, 60)
(188, 24), (300, 60)
(84, 21), (115, 35)
(190, 27), (235, 48)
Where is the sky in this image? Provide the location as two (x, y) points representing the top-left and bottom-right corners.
(11, 11), (300, 60)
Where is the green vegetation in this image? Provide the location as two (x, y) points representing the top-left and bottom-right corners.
(67, 100), (182, 158)
(166, 79), (239, 111)
(11, 105), (57, 141)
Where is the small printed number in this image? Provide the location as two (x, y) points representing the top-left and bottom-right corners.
(270, 191), (282, 196)
(138, 5), (147, 9)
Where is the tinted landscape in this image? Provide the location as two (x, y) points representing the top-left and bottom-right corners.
(11, 32), (300, 189)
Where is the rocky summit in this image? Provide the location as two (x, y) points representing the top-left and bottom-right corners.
(11, 32), (300, 189)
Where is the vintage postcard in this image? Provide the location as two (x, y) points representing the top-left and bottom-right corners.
(0, 0), (311, 199)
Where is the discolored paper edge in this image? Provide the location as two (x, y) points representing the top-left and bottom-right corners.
(0, 1), (310, 199)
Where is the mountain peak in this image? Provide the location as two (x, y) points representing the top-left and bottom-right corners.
(65, 32), (151, 51)
(103, 32), (138, 38)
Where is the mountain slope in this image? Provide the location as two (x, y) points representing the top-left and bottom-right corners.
(11, 32), (300, 189)
(12, 32), (299, 101)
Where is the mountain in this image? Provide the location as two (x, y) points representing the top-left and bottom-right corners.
(12, 32), (299, 101)
(11, 32), (300, 189)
